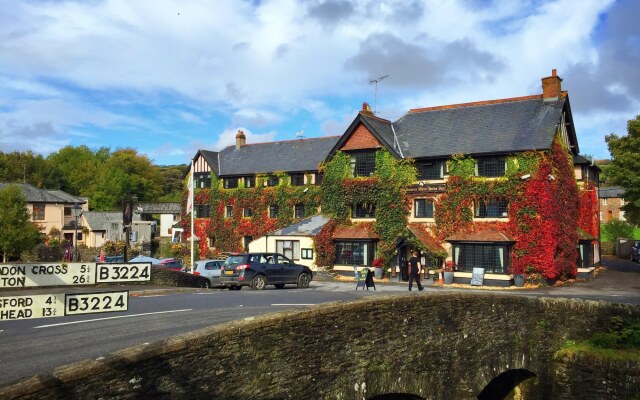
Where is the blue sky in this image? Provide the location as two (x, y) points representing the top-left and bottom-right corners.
(1, 0), (638, 166)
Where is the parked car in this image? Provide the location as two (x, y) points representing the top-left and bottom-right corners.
(193, 259), (226, 288)
(94, 255), (125, 263)
(220, 253), (313, 290)
(631, 241), (640, 263)
(158, 258), (183, 271)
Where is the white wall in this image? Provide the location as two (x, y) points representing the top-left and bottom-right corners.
(160, 214), (180, 237)
(248, 235), (318, 270)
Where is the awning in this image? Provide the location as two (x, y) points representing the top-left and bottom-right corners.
(407, 223), (447, 256)
(333, 224), (380, 240)
(446, 228), (515, 243)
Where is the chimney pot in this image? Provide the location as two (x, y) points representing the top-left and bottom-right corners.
(235, 129), (246, 149)
(361, 102), (373, 116)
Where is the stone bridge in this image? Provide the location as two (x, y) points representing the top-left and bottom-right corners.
(2, 293), (640, 399)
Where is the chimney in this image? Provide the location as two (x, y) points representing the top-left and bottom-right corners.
(361, 101), (374, 116)
(235, 129), (246, 149)
(541, 69), (563, 100)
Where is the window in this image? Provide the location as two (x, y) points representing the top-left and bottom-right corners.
(476, 157), (506, 177)
(453, 244), (510, 274)
(294, 204), (305, 219)
(266, 176), (279, 187)
(269, 205), (279, 218)
(243, 208), (253, 218)
(621, 198), (626, 206)
(276, 240), (300, 260)
(195, 173), (211, 188)
(76, 232), (83, 241)
(475, 198), (508, 218)
(244, 176), (255, 188)
(315, 173), (323, 185)
(335, 241), (374, 265)
(33, 204), (45, 221)
(418, 161), (444, 180)
(577, 242), (593, 268)
(291, 174), (305, 186)
(352, 203), (375, 218)
(225, 205), (233, 218)
(243, 236), (252, 251)
(223, 177), (238, 189)
(64, 207), (71, 216)
(301, 248), (313, 259)
(602, 198), (608, 206)
(350, 152), (376, 177)
(196, 204), (210, 218)
(414, 199), (434, 218)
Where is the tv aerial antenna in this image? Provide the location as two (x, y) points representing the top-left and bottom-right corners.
(369, 74), (389, 114)
(295, 130), (305, 140)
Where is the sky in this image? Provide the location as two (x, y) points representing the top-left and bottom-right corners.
(0, 0), (638, 166)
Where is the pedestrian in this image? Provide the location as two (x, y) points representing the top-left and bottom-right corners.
(407, 250), (424, 291)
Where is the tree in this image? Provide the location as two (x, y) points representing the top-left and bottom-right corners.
(605, 115), (640, 225)
(158, 165), (187, 202)
(46, 145), (102, 196)
(0, 184), (42, 262)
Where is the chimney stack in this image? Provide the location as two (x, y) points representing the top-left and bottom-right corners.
(235, 130), (246, 149)
(361, 102), (374, 116)
(541, 69), (563, 100)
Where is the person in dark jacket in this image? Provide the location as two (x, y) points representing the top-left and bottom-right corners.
(407, 250), (424, 291)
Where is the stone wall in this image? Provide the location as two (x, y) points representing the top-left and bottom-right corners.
(2, 294), (639, 400)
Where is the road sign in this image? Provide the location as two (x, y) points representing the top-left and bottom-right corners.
(0, 291), (129, 321)
(0, 263), (95, 288)
(95, 263), (151, 283)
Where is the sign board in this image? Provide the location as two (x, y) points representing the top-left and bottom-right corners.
(96, 263), (151, 283)
(471, 267), (485, 286)
(0, 262), (152, 288)
(355, 269), (376, 290)
(0, 263), (96, 288)
(0, 291), (128, 321)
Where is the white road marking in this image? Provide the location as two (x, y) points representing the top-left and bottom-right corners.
(33, 309), (192, 329)
(271, 304), (314, 306)
(138, 295), (168, 298)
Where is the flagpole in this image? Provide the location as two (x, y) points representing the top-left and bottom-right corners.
(190, 160), (195, 274)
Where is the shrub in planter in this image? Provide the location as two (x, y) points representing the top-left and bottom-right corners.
(372, 257), (384, 279)
(443, 260), (455, 284)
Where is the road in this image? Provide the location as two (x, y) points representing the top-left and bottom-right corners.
(0, 256), (638, 387)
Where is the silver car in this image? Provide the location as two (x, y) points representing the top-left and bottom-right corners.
(193, 259), (226, 288)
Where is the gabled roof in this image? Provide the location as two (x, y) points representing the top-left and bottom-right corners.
(394, 96), (570, 159)
(268, 215), (330, 236)
(407, 223), (446, 255)
(0, 182), (86, 204)
(195, 136), (340, 177)
(327, 113), (402, 159)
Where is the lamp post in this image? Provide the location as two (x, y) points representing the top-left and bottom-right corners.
(71, 203), (83, 262)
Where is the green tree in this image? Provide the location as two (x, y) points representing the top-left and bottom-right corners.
(0, 184), (42, 262)
(0, 151), (61, 188)
(605, 115), (640, 225)
(158, 165), (187, 202)
(91, 148), (164, 210)
(46, 145), (103, 196)
(602, 219), (635, 242)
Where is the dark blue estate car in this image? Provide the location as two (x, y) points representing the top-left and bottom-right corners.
(219, 253), (313, 290)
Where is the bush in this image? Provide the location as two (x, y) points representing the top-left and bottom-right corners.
(602, 219), (634, 242)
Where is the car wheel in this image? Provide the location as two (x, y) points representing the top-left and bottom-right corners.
(202, 280), (211, 289)
(251, 275), (267, 290)
(297, 272), (310, 288)
(274, 284), (285, 289)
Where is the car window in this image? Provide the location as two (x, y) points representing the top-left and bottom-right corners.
(205, 262), (216, 270)
(225, 256), (245, 268)
(275, 255), (292, 264)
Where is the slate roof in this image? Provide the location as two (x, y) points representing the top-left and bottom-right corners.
(215, 136), (340, 176)
(268, 215), (330, 236)
(391, 96), (566, 158)
(138, 202), (181, 214)
(84, 211), (141, 231)
(599, 186), (625, 198)
(0, 182), (86, 204)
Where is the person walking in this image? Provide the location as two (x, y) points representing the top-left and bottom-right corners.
(407, 250), (424, 291)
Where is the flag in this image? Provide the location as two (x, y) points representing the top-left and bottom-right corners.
(186, 162), (194, 214)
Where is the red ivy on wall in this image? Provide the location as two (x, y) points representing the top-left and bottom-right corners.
(578, 181), (599, 239)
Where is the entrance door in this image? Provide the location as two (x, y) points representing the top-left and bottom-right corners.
(399, 246), (409, 282)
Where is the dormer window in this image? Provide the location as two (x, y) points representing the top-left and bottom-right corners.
(349, 151), (376, 177)
(266, 176), (280, 187)
(244, 176), (255, 188)
(476, 157), (506, 177)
